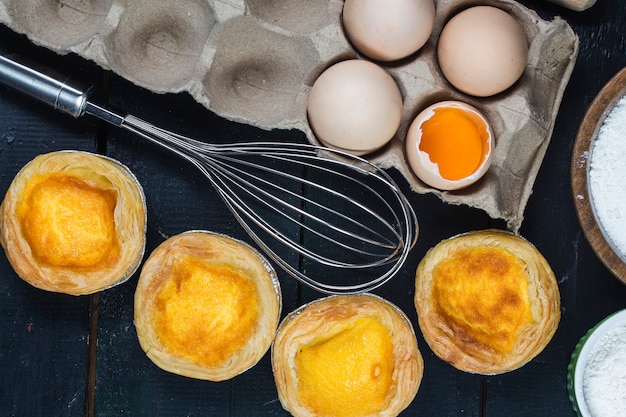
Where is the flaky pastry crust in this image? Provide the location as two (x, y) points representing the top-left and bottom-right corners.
(414, 229), (560, 374)
(272, 294), (423, 417)
(134, 231), (281, 381)
(0, 150), (146, 295)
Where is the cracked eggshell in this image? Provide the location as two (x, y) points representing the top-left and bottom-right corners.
(405, 101), (493, 191)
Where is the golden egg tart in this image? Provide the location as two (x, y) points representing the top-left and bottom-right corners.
(272, 294), (422, 417)
(0, 150), (146, 295)
(134, 231), (282, 381)
(414, 229), (560, 374)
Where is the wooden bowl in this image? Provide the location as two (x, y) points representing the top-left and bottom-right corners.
(571, 66), (626, 284)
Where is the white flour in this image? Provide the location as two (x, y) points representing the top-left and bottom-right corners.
(589, 95), (626, 260)
(582, 322), (626, 416)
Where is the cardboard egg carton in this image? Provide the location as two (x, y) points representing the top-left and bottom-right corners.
(0, 0), (578, 231)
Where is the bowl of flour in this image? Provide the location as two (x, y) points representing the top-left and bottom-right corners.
(588, 94), (626, 264)
(572, 66), (626, 284)
(568, 309), (626, 417)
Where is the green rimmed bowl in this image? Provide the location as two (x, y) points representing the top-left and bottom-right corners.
(567, 309), (626, 417)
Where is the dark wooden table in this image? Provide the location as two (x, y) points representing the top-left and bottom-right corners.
(1, 1), (625, 416)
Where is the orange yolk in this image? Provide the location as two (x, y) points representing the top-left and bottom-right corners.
(419, 107), (489, 181)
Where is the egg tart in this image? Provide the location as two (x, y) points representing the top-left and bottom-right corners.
(134, 231), (282, 381)
(0, 150), (146, 295)
(414, 229), (560, 374)
(272, 294), (422, 417)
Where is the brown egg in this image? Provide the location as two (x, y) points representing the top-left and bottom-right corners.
(437, 6), (528, 97)
(342, 0), (435, 62)
(307, 59), (403, 155)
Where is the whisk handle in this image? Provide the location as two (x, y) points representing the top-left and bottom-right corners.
(0, 53), (88, 118)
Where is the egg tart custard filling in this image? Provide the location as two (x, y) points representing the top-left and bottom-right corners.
(414, 229), (560, 374)
(0, 151), (146, 295)
(153, 256), (260, 368)
(134, 231), (281, 381)
(17, 174), (120, 268)
(272, 294), (422, 417)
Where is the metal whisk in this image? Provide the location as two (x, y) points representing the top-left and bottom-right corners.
(0, 53), (418, 294)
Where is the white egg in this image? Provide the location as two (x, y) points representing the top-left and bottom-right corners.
(342, 0), (436, 62)
(307, 59), (403, 155)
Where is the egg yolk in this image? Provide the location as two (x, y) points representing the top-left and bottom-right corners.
(431, 246), (533, 354)
(419, 107), (489, 180)
(154, 256), (260, 367)
(295, 316), (394, 417)
(16, 174), (120, 269)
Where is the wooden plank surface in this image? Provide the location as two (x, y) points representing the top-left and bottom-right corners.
(0, 31), (101, 416)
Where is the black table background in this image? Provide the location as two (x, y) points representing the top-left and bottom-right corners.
(0, 1), (625, 416)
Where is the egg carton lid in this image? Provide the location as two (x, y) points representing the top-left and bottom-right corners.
(0, 0), (578, 232)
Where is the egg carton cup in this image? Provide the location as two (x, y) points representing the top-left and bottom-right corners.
(0, 0), (578, 231)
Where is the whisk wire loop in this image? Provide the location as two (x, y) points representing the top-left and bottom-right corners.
(189, 144), (404, 247)
(205, 157), (399, 260)
(122, 115), (418, 293)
